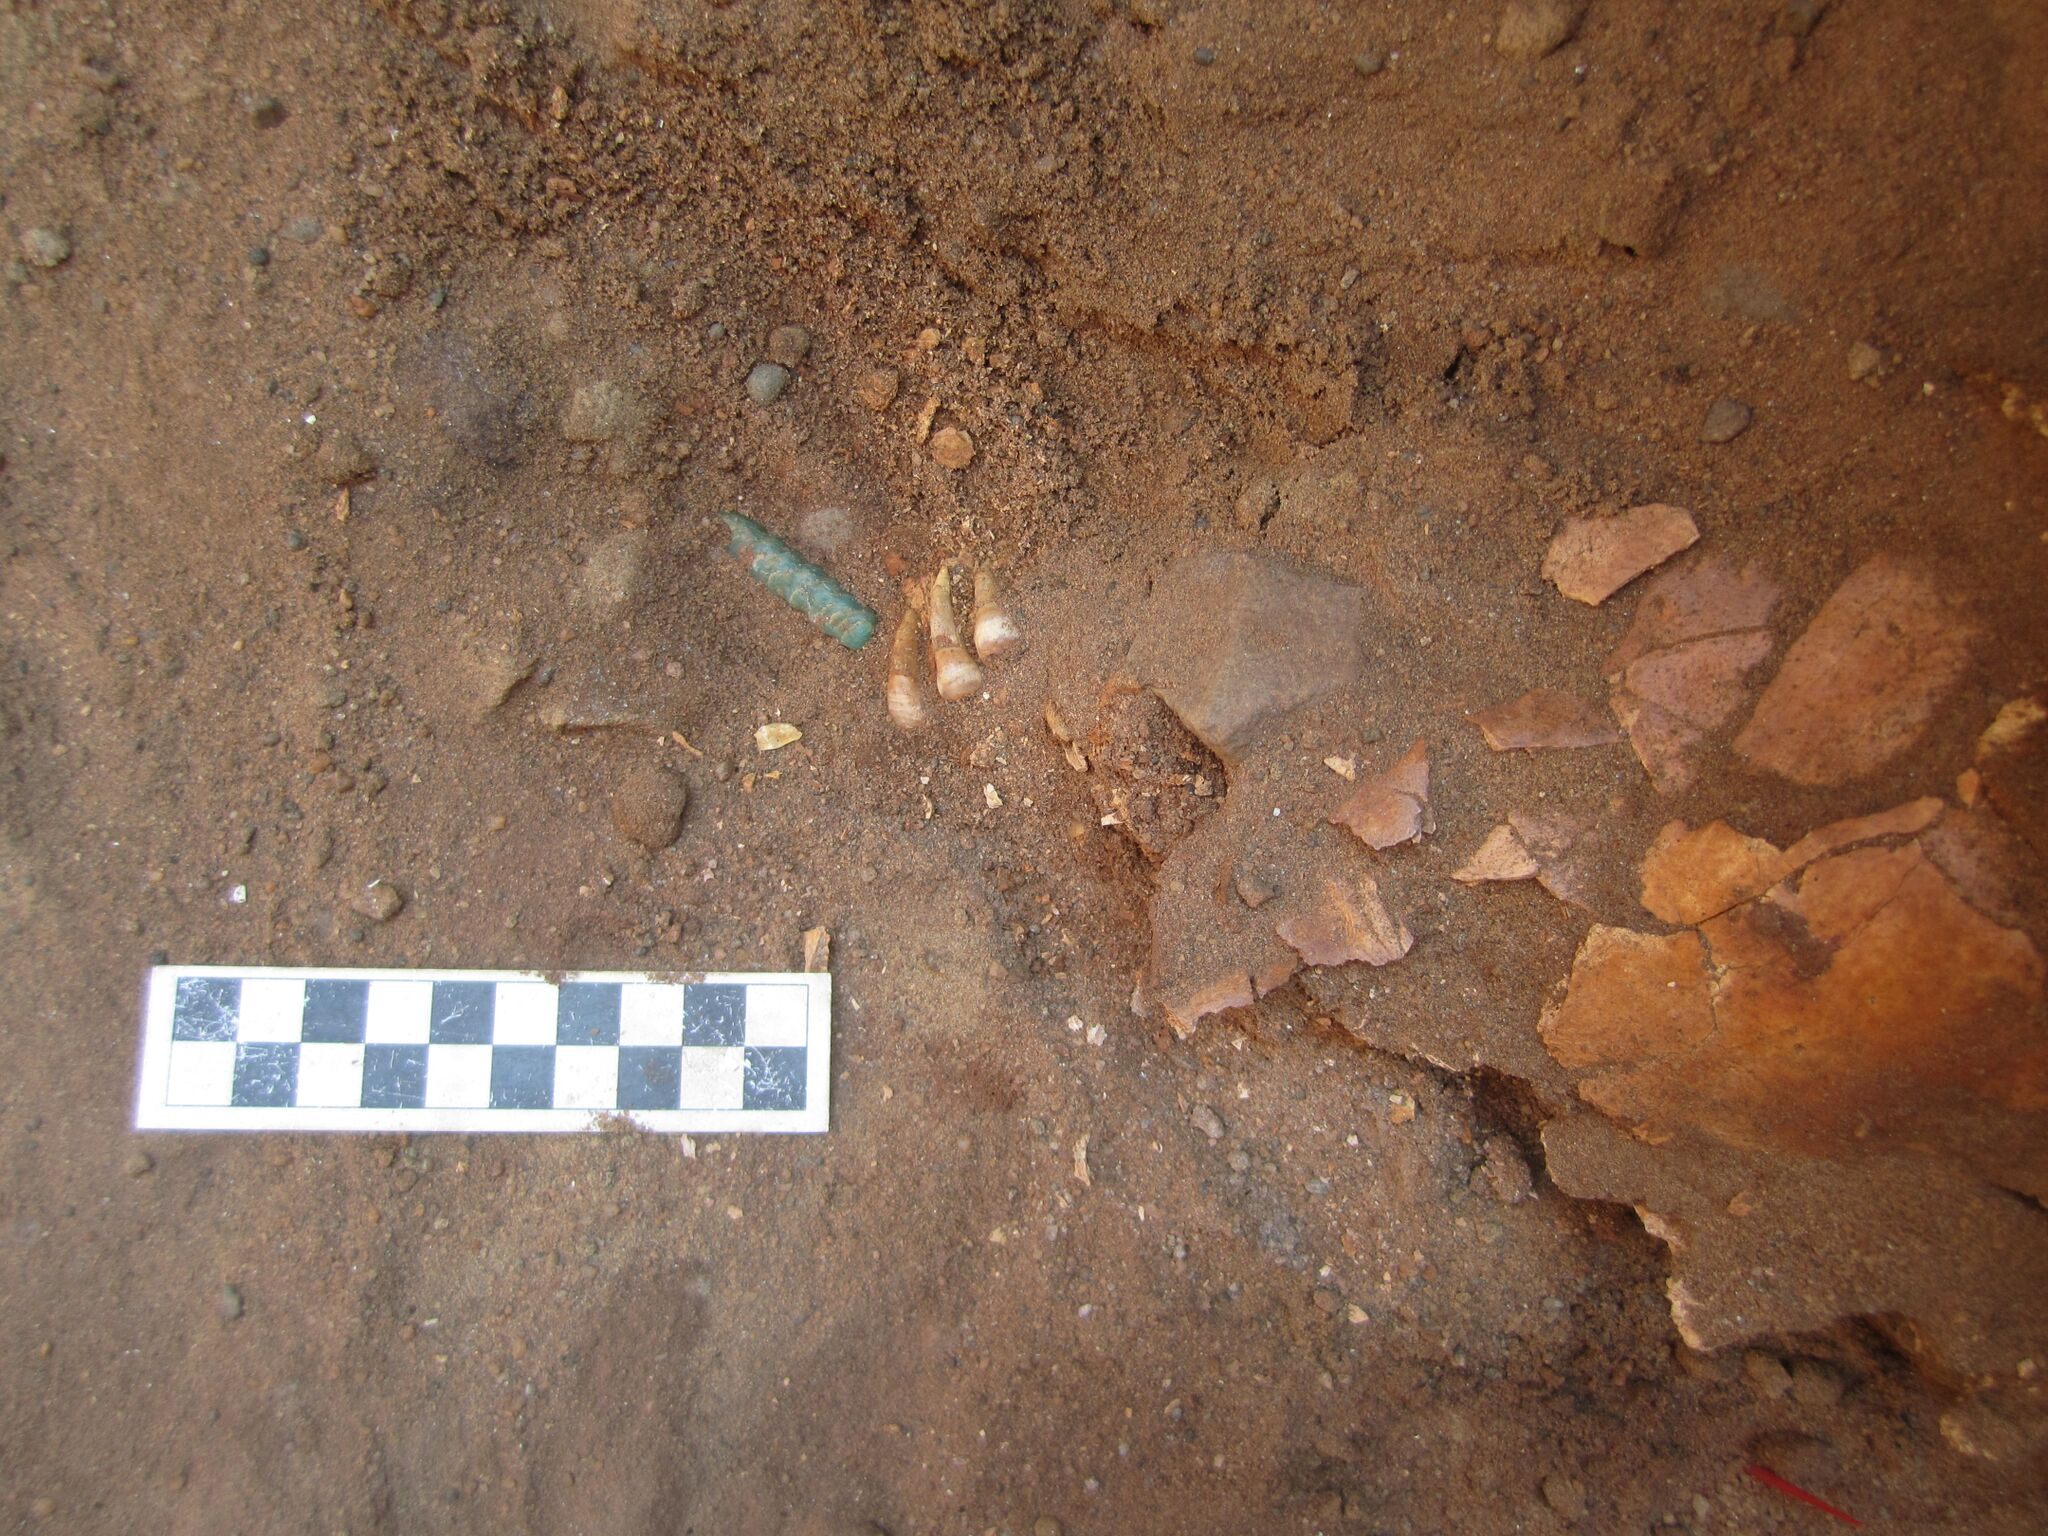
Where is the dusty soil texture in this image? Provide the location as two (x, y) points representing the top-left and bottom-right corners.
(4, 1), (2047, 1532)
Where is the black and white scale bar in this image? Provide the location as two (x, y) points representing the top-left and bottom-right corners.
(136, 966), (829, 1134)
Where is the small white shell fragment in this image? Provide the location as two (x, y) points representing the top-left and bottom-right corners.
(983, 782), (1003, 809)
(1325, 755), (1357, 780)
(754, 722), (803, 751)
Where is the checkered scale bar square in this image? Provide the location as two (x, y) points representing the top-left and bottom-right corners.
(135, 968), (828, 1133)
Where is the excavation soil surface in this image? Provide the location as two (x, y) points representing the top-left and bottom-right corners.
(2, 2), (2045, 1532)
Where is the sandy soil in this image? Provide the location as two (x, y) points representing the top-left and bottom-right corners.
(2, 1), (2045, 1531)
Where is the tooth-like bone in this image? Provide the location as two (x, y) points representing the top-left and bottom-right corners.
(971, 568), (1021, 659)
(886, 591), (926, 730)
(929, 564), (985, 701)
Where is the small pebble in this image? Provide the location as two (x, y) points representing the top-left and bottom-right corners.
(1193, 44), (1218, 65)
(1541, 1473), (1588, 1522)
(1311, 1286), (1342, 1315)
(30, 1498), (56, 1520)
(21, 227), (71, 269)
(930, 426), (975, 470)
(126, 1150), (156, 1178)
(745, 361), (790, 406)
(1034, 1520), (1064, 1536)
(1354, 48), (1387, 75)
(284, 529), (307, 551)
(1227, 1148), (1251, 1172)
(855, 367), (901, 412)
(612, 765), (689, 851)
(673, 278), (709, 317)
(247, 94), (287, 129)
(246, 245), (271, 267)
(352, 881), (405, 924)
(1698, 396), (1753, 443)
(219, 1284), (245, 1322)
(1496, 0), (1580, 60)
(1846, 339), (1883, 381)
(765, 324), (811, 367)
(1190, 1103), (1227, 1140)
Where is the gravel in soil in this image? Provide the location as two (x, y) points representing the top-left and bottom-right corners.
(2, 1), (2045, 1532)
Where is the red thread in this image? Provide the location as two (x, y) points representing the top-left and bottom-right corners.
(1745, 1464), (1863, 1527)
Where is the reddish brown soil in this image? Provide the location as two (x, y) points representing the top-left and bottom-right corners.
(3, 1), (2045, 1531)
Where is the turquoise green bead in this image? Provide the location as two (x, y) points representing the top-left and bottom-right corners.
(718, 512), (877, 650)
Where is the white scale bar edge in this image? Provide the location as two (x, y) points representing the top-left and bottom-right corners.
(135, 965), (832, 1134)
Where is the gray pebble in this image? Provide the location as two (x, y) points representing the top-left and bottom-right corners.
(1698, 397), (1754, 443)
(219, 1284), (245, 1322)
(1190, 1103), (1226, 1140)
(746, 362), (791, 406)
(1354, 48), (1387, 75)
(283, 216), (324, 244)
(246, 245), (271, 267)
(1227, 1148), (1251, 1172)
(126, 1150), (156, 1178)
(20, 227), (71, 269)
(1193, 45), (1217, 65)
(284, 528), (307, 551)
